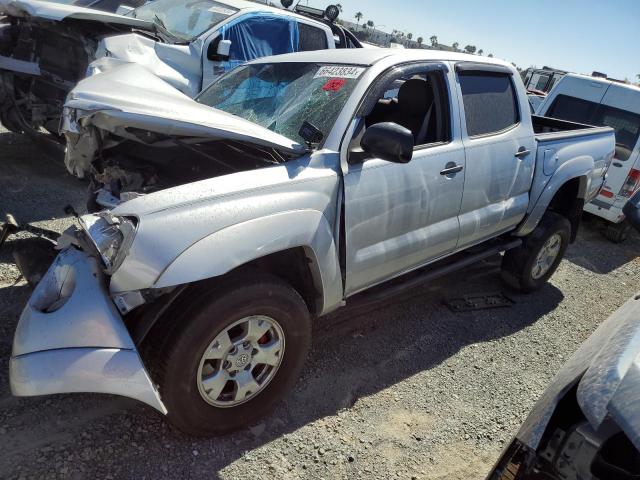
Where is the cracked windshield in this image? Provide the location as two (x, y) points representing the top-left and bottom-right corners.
(197, 63), (365, 145)
(131, 0), (238, 42)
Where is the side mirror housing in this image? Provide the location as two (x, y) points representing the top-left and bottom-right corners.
(360, 122), (414, 163)
(207, 39), (232, 61)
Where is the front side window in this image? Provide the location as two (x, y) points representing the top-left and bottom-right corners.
(132, 0), (238, 42)
(547, 94), (640, 161)
(363, 70), (451, 147)
(198, 63), (365, 144)
(459, 72), (519, 137)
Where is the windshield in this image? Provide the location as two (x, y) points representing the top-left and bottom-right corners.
(197, 63), (366, 145)
(132, 0), (238, 42)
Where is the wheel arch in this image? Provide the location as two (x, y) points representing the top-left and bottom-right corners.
(516, 169), (591, 240)
(153, 209), (344, 316)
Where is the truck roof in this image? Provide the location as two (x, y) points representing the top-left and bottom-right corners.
(218, 0), (333, 26)
(561, 73), (640, 94)
(248, 47), (515, 69)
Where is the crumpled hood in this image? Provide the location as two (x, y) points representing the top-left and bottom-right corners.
(518, 293), (640, 451)
(62, 63), (306, 176)
(0, 0), (153, 29)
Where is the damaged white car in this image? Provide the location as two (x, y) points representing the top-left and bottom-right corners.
(0, 0), (358, 146)
(10, 49), (615, 435)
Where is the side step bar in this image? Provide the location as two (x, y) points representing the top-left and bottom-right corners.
(347, 238), (522, 311)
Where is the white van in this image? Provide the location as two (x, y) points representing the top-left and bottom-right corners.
(537, 74), (640, 242)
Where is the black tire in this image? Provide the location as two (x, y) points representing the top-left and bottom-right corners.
(501, 212), (571, 293)
(153, 272), (311, 436)
(603, 221), (630, 244)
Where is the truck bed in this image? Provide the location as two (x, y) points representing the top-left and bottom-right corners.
(532, 114), (612, 140)
(525, 115), (615, 222)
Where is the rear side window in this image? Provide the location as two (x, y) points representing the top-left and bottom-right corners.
(595, 106), (640, 160)
(298, 23), (328, 51)
(547, 94), (598, 124)
(535, 75), (550, 91)
(459, 72), (519, 136)
(548, 94), (640, 161)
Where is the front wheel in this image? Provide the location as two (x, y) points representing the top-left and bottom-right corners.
(153, 273), (312, 436)
(501, 212), (571, 293)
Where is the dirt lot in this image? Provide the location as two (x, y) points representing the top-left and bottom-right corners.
(1, 127), (639, 480)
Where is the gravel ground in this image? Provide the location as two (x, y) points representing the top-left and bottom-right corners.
(1, 127), (639, 480)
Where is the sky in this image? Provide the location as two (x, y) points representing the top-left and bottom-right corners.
(307, 0), (640, 81)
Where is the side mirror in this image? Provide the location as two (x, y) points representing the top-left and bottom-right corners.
(360, 122), (414, 164)
(207, 39), (232, 61)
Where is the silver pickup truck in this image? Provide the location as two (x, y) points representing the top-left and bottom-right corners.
(9, 49), (615, 436)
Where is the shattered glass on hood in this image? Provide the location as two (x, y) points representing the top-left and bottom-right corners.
(197, 62), (365, 145)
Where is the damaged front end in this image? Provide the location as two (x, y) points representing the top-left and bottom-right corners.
(10, 213), (166, 413)
(61, 63), (306, 210)
(0, 0), (155, 142)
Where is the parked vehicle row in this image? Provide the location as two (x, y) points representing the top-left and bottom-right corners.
(536, 73), (640, 242)
(7, 47), (616, 435)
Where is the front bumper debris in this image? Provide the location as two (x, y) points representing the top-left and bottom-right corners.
(9, 247), (166, 414)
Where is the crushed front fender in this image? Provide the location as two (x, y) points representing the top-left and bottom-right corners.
(9, 247), (167, 414)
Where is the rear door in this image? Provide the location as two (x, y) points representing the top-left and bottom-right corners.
(454, 63), (535, 249)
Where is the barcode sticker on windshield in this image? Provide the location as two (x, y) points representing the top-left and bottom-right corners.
(314, 66), (365, 79)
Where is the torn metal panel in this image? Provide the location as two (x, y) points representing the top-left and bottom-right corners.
(0, 0), (154, 30)
(0, 55), (40, 76)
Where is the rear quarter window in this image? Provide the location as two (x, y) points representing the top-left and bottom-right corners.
(459, 72), (519, 136)
(298, 23), (328, 51)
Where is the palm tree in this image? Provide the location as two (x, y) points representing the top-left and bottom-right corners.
(417, 36), (423, 48)
(407, 32), (413, 46)
(488, 53), (494, 58)
(478, 49), (484, 56)
(430, 35), (438, 47)
(452, 41), (459, 51)
(464, 45), (476, 54)
(354, 11), (363, 30)
(335, 3), (342, 12)
(366, 20), (375, 40)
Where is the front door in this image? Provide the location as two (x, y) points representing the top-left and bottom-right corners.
(343, 65), (465, 296)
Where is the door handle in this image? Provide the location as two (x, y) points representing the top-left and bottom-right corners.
(515, 147), (531, 159)
(440, 163), (464, 176)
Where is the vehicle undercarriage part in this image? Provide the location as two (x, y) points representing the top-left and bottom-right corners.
(1, 213), (60, 287)
(444, 292), (514, 312)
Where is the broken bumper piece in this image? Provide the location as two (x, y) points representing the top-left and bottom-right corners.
(9, 247), (166, 414)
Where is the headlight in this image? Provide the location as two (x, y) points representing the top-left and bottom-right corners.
(79, 213), (137, 274)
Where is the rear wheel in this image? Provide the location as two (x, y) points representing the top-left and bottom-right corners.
(153, 273), (311, 436)
(603, 221), (630, 244)
(501, 212), (571, 292)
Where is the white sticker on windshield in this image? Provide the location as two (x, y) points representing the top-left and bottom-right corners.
(314, 66), (365, 79)
(208, 6), (235, 15)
